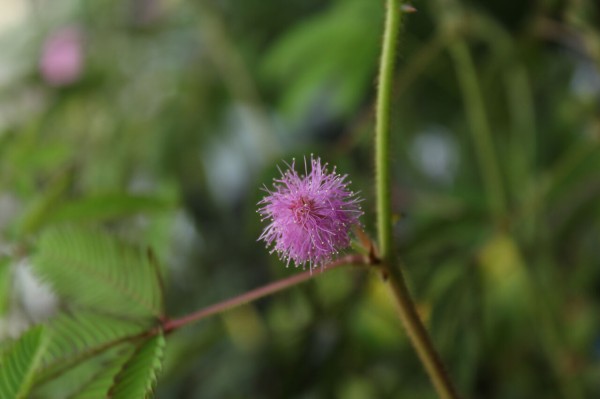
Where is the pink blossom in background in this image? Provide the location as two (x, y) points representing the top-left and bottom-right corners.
(258, 156), (363, 269)
(39, 27), (83, 87)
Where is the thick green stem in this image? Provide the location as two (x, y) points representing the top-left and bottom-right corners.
(375, 2), (460, 399)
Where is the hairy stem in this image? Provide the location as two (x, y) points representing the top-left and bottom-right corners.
(375, 1), (460, 399)
(375, 0), (399, 262)
(163, 254), (370, 333)
(385, 265), (461, 399)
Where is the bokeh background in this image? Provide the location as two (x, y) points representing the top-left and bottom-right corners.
(1, 0), (599, 398)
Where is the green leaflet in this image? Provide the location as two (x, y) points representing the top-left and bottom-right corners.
(0, 258), (10, 318)
(36, 311), (146, 384)
(66, 346), (135, 399)
(16, 170), (72, 237)
(32, 344), (133, 399)
(30, 228), (166, 394)
(32, 227), (165, 319)
(109, 331), (166, 399)
(0, 326), (48, 399)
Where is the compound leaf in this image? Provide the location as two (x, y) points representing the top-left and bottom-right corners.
(33, 227), (164, 319)
(108, 331), (166, 399)
(36, 311), (146, 384)
(0, 326), (47, 399)
(66, 346), (135, 399)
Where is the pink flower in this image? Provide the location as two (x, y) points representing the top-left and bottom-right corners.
(258, 156), (363, 269)
(39, 27), (84, 87)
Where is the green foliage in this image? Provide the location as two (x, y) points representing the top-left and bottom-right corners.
(16, 170), (73, 237)
(66, 347), (134, 399)
(262, 0), (383, 119)
(108, 332), (166, 399)
(36, 311), (146, 384)
(44, 194), (174, 226)
(0, 326), (48, 399)
(0, 126), (71, 197)
(0, 258), (10, 318)
(33, 227), (165, 320)
(31, 344), (133, 399)
(25, 227), (166, 397)
(1, 0), (599, 397)
(0, 227), (165, 398)
(19, 191), (173, 237)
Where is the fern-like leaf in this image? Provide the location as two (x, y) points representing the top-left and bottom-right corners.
(0, 326), (47, 399)
(108, 331), (166, 399)
(67, 346), (134, 399)
(33, 227), (164, 319)
(31, 343), (133, 399)
(36, 311), (146, 384)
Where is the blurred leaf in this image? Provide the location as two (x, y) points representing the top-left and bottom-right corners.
(43, 193), (174, 225)
(32, 227), (164, 319)
(269, 289), (313, 328)
(16, 170), (73, 237)
(402, 210), (488, 265)
(36, 311), (146, 385)
(108, 331), (166, 399)
(351, 278), (403, 350)
(0, 326), (47, 399)
(478, 234), (528, 302)
(222, 305), (266, 352)
(425, 259), (464, 302)
(314, 267), (354, 307)
(0, 258), (10, 317)
(66, 346), (134, 399)
(337, 375), (378, 399)
(262, 0), (382, 119)
(0, 127), (71, 196)
(545, 140), (600, 205)
(32, 344), (133, 399)
(478, 233), (533, 339)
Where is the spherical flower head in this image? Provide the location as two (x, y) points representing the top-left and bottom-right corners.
(258, 156), (363, 269)
(39, 27), (84, 87)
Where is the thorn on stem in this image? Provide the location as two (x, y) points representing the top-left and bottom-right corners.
(401, 4), (417, 13)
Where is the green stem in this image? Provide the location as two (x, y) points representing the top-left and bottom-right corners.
(385, 265), (461, 399)
(375, 2), (460, 399)
(449, 41), (507, 221)
(375, 0), (400, 263)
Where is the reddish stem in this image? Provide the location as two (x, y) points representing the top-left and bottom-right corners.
(163, 253), (371, 334)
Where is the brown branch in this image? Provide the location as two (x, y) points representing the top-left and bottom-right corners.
(162, 253), (374, 334)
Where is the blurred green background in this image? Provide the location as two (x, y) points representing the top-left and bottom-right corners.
(1, 0), (599, 397)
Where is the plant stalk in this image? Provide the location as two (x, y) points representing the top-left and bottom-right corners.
(385, 265), (461, 399)
(375, 1), (460, 399)
(375, 0), (399, 263)
(163, 254), (369, 333)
